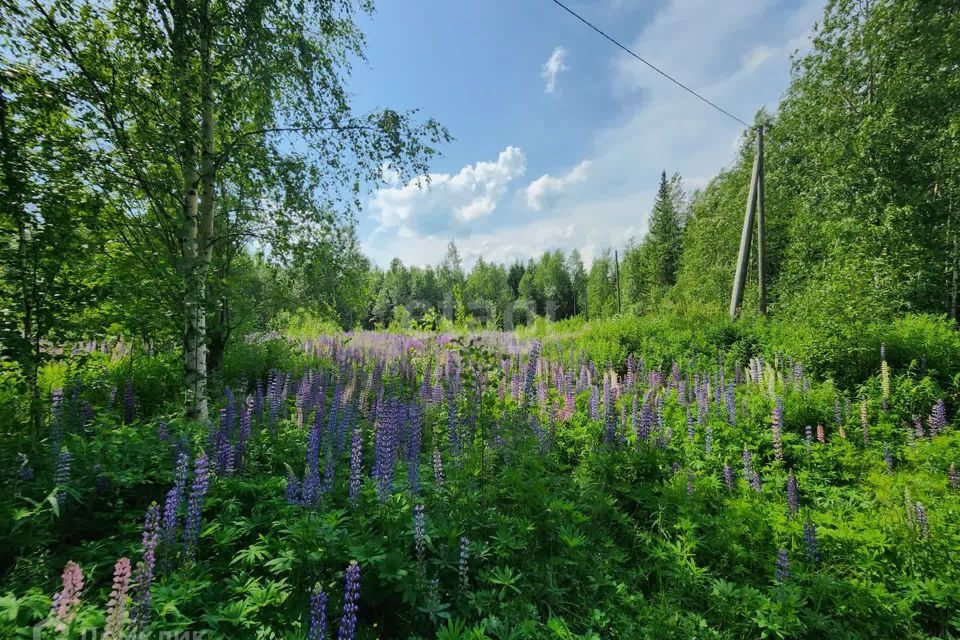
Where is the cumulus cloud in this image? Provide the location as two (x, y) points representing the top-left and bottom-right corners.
(370, 146), (527, 235)
(541, 46), (569, 93)
(525, 160), (592, 211)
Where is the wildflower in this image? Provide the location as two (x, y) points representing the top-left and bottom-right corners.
(949, 463), (959, 490)
(804, 425), (812, 452)
(162, 452), (190, 546)
(880, 344), (890, 413)
(183, 453), (210, 553)
(309, 588), (328, 640)
(775, 549), (790, 585)
(742, 447), (754, 486)
(285, 468), (301, 504)
(914, 502), (929, 539)
(786, 473), (799, 517)
(54, 448), (71, 503)
(723, 464), (734, 492)
(414, 504), (426, 570)
(349, 427), (363, 504)
(803, 521), (819, 565)
(103, 557), (132, 640)
(860, 399), (869, 445)
(459, 536), (470, 590)
(123, 380), (136, 425)
(928, 399), (947, 436)
(816, 424), (825, 443)
(771, 397), (784, 461)
(884, 443), (893, 473)
(337, 561), (361, 640)
(51, 561), (84, 632)
(705, 426), (713, 455)
(432, 448), (444, 491)
(131, 504), (161, 630)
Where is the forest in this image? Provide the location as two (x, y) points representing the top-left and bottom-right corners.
(1, 0), (959, 638)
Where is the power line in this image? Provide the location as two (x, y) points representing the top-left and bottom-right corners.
(548, 0), (751, 128)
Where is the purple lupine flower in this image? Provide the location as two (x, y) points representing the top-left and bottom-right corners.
(771, 397), (784, 461)
(123, 380), (136, 425)
(589, 385), (600, 421)
(524, 342), (541, 401)
(432, 448), (444, 491)
(804, 425), (812, 452)
(103, 557), (132, 640)
(725, 383), (736, 426)
(301, 467), (321, 506)
(237, 398), (252, 467)
(183, 453), (210, 553)
(786, 473), (799, 517)
(914, 502), (929, 539)
(131, 503), (161, 630)
(52, 561), (84, 633)
(705, 426), (713, 455)
(742, 446), (753, 485)
(603, 375), (616, 445)
(321, 452), (336, 496)
(949, 463), (959, 490)
(285, 468), (301, 504)
(860, 399), (869, 445)
(883, 443), (893, 473)
(686, 409), (695, 443)
(54, 448), (71, 503)
(775, 549), (790, 585)
(348, 427), (363, 504)
(337, 561), (361, 640)
(414, 504), (426, 571)
(686, 471), (695, 496)
(309, 588), (328, 640)
(928, 399), (947, 437)
(803, 521), (819, 565)
(458, 536), (470, 590)
(723, 464), (734, 492)
(162, 452), (190, 547)
(215, 408), (235, 476)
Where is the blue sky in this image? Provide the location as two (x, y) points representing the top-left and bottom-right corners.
(348, 0), (826, 268)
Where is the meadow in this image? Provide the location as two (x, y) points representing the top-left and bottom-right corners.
(2, 316), (959, 639)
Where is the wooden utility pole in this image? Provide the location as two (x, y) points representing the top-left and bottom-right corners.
(614, 249), (622, 314)
(729, 125), (765, 318)
(755, 126), (767, 315)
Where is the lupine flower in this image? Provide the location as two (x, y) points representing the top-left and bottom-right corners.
(723, 464), (734, 492)
(816, 424), (825, 443)
(860, 399), (869, 445)
(928, 399), (947, 437)
(123, 380), (136, 425)
(775, 549), (790, 585)
(458, 536), (470, 590)
(52, 561), (84, 632)
(432, 448), (444, 490)
(705, 426), (713, 455)
(414, 504), (426, 570)
(803, 521), (819, 565)
(589, 385), (599, 421)
(686, 471), (695, 496)
(285, 468), (301, 504)
(103, 557), (132, 639)
(131, 503), (161, 630)
(54, 448), (71, 503)
(880, 344), (890, 413)
(771, 398), (784, 461)
(742, 447), (754, 487)
(162, 452), (190, 547)
(337, 561), (361, 640)
(914, 502), (929, 539)
(804, 425), (812, 452)
(184, 453), (210, 553)
(524, 342), (540, 401)
(786, 473), (799, 517)
(884, 443), (893, 473)
(603, 375), (616, 445)
(949, 463), (959, 490)
(349, 427), (363, 504)
(309, 588), (328, 640)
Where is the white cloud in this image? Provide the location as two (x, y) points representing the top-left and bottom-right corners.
(362, 0), (828, 268)
(525, 160), (592, 211)
(370, 146), (527, 234)
(541, 46), (569, 93)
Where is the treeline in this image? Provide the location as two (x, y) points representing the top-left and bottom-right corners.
(363, 171), (688, 328)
